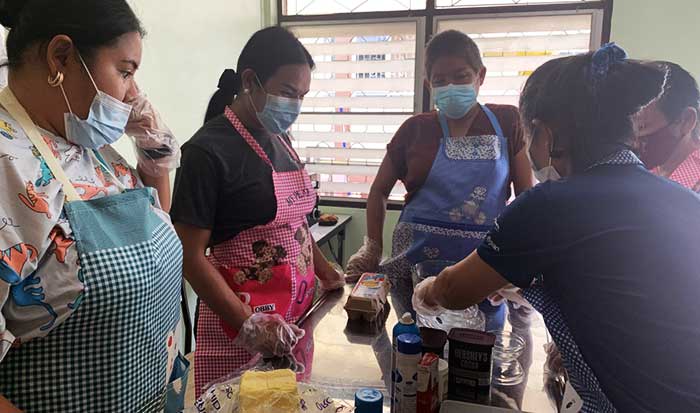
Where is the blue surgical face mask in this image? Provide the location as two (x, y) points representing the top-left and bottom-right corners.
(433, 83), (477, 119)
(251, 76), (302, 135)
(59, 54), (132, 149)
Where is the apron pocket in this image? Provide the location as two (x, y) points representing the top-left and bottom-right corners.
(164, 352), (190, 413)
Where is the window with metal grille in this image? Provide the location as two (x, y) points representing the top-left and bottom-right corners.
(279, 0), (611, 203)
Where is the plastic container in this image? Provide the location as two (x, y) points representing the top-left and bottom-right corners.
(393, 333), (422, 413)
(438, 359), (449, 402)
(412, 261), (486, 333)
(392, 313), (420, 413)
(355, 388), (384, 413)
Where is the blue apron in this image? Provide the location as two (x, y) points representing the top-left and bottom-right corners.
(381, 105), (509, 329)
(0, 89), (188, 412)
(521, 150), (643, 413)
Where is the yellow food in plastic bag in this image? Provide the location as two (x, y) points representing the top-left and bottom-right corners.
(239, 369), (300, 413)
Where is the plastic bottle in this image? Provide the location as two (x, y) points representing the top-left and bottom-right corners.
(355, 388), (384, 413)
(394, 333), (422, 413)
(392, 312), (420, 412)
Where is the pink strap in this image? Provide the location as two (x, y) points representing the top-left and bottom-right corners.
(224, 106), (273, 168)
(277, 133), (303, 164)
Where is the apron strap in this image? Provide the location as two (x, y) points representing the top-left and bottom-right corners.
(437, 104), (505, 139)
(276, 133), (303, 164)
(224, 106), (274, 170)
(480, 104), (505, 138)
(0, 87), (82, 202)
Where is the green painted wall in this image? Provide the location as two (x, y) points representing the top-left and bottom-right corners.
(610, 0), (700, 79)
(319, 206), (401, 265)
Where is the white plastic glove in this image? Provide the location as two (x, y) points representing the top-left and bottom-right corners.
(318, 265), (346, 291)
(412, 277), (446, 317)
(125, 92), (181, 177)
(488, 285), (534, 310)
(233, 313), (305, 358)
(345, 236), (382, 281)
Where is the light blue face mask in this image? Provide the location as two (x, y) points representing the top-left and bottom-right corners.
(60, 54), (132, 149)
(433, 83), (477, 120)
(252, 76), (302, 135)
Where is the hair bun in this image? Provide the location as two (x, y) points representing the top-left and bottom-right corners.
(590, 43), (628, 84)
(218, 68), (240, 94)
(0, 0), (30, 29)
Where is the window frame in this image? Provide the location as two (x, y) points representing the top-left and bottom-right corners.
(278, 0), (614, 208)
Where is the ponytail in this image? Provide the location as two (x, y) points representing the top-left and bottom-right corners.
(204, 69), (240, 124)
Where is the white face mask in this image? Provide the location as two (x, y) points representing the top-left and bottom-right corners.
(528, 126), (561, 183)
(533, 163), (561, 183)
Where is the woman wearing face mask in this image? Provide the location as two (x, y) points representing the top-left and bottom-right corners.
(636, 61), (700, 192)
(170, 27), (345, 396)
(412, 44), (700, 412)
(346, 30), (534, 328)
(0, 1), (185, 412)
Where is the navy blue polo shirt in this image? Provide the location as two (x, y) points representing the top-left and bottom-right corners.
(478, 162), (700, 411)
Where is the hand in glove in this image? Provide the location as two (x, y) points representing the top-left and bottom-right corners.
(317, 264), (346, 291)
(488, 284), (533, 310)
(125, 90), (181, 177)
(345, 236), (382, 281)
(412, 277), (446, 317)
(233, 313), (305, 357)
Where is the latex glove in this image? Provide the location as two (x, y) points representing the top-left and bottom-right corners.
(488, 285), (533, 310)
(318, 266), (346, 291)
(412, 277), (446, 317)
(233, 313), (305, 358)
(345, 236), (382, 281)
(125, 91), (181, 177)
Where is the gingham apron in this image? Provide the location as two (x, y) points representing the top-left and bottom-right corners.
(522, 151), (643, 413)
(0, 88), (185, 412)
(380, 105), (509, 329)
(194, 107), (316, 397)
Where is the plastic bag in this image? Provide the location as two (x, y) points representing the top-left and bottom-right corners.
(185, 366), (354, 413)
(412, 277), (445, 317)
(234, 313), (305, 358)
(125, 92), (181, 177)
(488, 285), (534, 310)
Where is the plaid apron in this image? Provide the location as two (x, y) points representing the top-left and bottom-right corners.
(194, 108), (316, 397)
(0, 88), (186, 412)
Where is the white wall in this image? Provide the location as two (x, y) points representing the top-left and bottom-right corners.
(611, 0), (700, 79)
(113, 0), (264, 163)
(117, 0), (264, 351)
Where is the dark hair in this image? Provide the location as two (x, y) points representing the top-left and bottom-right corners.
(519, 46), (667, 171)
(204, 27), (315, 124)
(425, 30), (483, 78)
(0, 0), (145, 68)
(653, 61), (700, 125)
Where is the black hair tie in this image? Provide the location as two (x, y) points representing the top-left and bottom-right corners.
(218, 69), (240, 94)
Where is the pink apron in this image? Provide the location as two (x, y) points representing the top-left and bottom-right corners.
(194, 107), (317, 396)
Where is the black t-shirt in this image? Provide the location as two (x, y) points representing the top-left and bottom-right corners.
(171, 114), (301, 247)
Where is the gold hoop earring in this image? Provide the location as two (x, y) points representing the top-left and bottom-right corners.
(48, 72), (64, 88)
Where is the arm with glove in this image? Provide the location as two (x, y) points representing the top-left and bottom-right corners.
(345, 155), (399, 280)
(126, 89), (181, 210)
